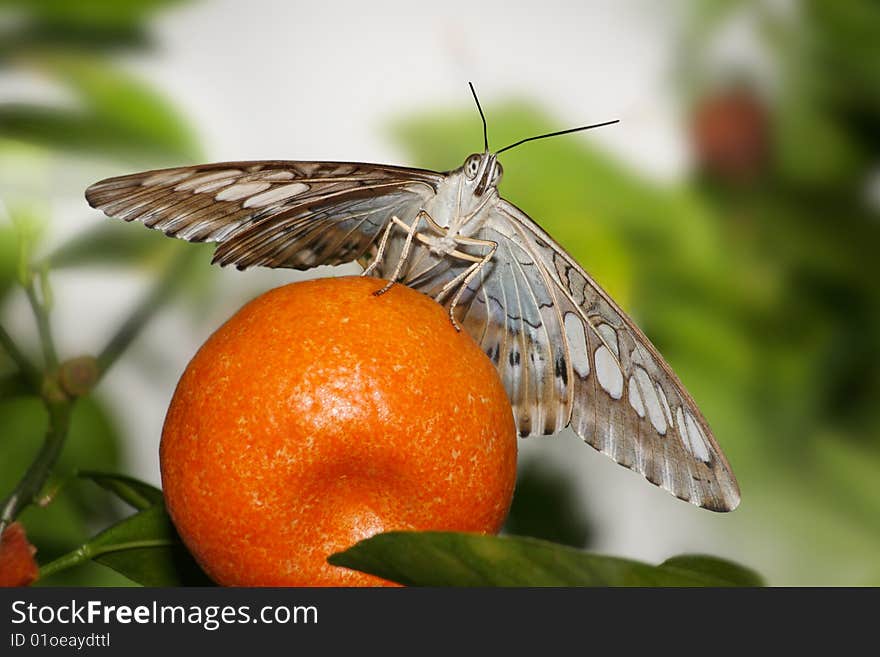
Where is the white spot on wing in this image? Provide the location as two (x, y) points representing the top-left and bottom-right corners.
(215, 181), (271, 201)
(174, 170), (242, 191)
(628, 375), (645, 417)
(634, 367), (667, 435)
(656, 384), (674, 426)
(564, 312), (590, 377)
(595, 346), (623, 399)
(296, 162), (320, 175)
(253, 170), (295, 182)
(243, 182), (311, 208)
(676, 407), (687, 443)
(195, 178), (240, 193)
(684, 412), (711, 462)
(141, 170), (192, 187)
(596, 323), (619, 357)
(298, 247), (319, 266)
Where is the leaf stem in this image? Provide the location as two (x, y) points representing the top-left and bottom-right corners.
(0, 323), (41, 390)
(39, 538), (176, 580)
(96, 249), (192, 380)
(24, 278), (58, 371)
(0, 401), (72, 537)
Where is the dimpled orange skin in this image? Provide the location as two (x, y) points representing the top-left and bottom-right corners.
(160, 276), (517, 586)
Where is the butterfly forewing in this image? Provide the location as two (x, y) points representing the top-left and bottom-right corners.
(85, 161), (443, 270)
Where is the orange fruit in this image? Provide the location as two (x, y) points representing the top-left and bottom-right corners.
(160, 276), (517, 586)
(0, 522), (39, 587)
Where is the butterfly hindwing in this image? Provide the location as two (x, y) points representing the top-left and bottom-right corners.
(360, 219), (573, 438)
(492, 199), (741, 511)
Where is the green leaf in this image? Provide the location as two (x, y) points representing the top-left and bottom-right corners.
(1, 54), (199, 163)
(329, 531), (763, 587)
(659, 555), (763, 587)
(44, 54), (199, 160)
(78, 471), (164, 511)
(0, 25), (150, 63)
(1, 1), (189, 37)
(0, 2), (190, 70)
(93, 506), (212, 586)
(0, 105), (193, 164)
(41, 504), (213, 587)
(47, 221), (177, 269)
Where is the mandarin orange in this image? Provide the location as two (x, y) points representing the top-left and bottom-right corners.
(160, 276), (517, 586)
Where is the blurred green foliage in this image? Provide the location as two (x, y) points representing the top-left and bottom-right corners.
(0, 0), (198, 585)
(0, 53), (199, 162)
(0, 0), (188, 56)
(1, 396), (132, 585)
(503, 461), (593, 548)
(395, 0), (880, 584)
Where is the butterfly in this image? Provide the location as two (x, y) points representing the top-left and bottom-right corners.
(85, 85), (740, 512)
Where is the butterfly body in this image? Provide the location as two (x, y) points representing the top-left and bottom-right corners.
(418, 153), (501, 242)
(86, 150), (741, 512)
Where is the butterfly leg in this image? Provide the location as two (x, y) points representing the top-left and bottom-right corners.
(360, 217), (397, 278)
(435, 236), (498, 331)
(373, 211), (431, 296)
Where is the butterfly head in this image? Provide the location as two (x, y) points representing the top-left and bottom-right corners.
(462, 152), (503, 197)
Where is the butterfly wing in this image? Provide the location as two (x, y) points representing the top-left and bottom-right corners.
(85, 161), (443, 270)
(368, 196), (740, 512)
(491, 199), (740, 511)
(360, 217), (575, 438)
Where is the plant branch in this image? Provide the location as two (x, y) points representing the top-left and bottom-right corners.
(0, 323), (41, 390)
(96, 249), (193, 380)
(24, 278), (58, 371)
(1, 249), (193, 540)
(0, 401), (72, 537)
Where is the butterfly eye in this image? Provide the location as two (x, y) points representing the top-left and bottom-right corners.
(464, 154), (481, 179)
(492, 162), (503, 185)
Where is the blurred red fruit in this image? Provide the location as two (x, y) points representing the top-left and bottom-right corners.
(0, 522), (39, 587)
(691, 87), (771, 183)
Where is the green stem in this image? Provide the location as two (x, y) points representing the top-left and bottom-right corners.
(96, 249), (193, 380)
(24, 280), (58, 371)
(0, 401), (72, 537)
(39, 539), (175, 580)
(0, 323), (41, 390)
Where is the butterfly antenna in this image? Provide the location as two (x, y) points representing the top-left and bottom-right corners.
(468, 82), (489, 152)
(495, 119), (620, 155)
